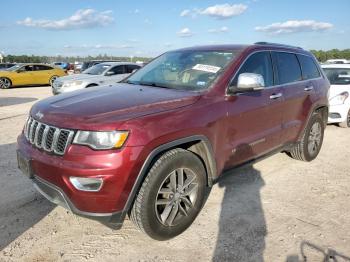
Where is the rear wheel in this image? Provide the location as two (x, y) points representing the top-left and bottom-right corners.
(339, 109), (350, 128)
(0, 78), (12, 89)
(130, 148), (207, 240)
(289, 113), (324, 161)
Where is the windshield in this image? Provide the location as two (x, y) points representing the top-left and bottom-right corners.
(83, 64), (111, 75)
(323, 68), (350, 85)
(6, 64), (23, 71)
(126, 50), (240, 90)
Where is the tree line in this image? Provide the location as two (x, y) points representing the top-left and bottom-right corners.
(3, 54), (152, 64)
(310, 49), (350, 62)
(2, 49), (350, 64)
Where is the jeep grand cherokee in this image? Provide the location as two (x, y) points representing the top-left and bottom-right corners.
(17, 42), (329, 240)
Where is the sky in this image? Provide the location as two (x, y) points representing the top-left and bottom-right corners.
(0, 0), (349, 57)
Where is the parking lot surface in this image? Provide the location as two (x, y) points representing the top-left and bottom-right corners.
(0, 86), (350, 262)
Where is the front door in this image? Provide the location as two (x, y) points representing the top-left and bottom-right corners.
(224, 51), (284, 168)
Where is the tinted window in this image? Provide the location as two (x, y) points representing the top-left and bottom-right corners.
(274, 52), (302, 85)
(232, 52), (273, 87)
(108, 65), (125, 75)
(24, 65), (34, 71)
(126, 64), (141, 73)
(323, 68), (350, 85)
(34, 65), (53, 71)
(298, 55), (320, 80)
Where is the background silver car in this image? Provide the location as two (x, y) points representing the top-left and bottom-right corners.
(52, 62), (140, 94)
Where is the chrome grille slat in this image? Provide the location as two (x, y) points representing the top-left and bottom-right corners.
(25, 117), (74, 155)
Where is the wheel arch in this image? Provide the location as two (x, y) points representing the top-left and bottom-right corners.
(122, 135), (217, 217)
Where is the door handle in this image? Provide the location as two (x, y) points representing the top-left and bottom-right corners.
(304, 86), (314, 91)
(270, 93), (282, 100)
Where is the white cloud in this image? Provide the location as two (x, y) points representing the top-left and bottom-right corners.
(198, 4), (247, 19)
(208, 26), (229, 33)
(64, 44), (133, 50)
(255, 20), (333, 35)
(144, 18), (152, 25)
(17, 9), (114, 30)
(180, 9), (191, 17)
(177, 28), (193, 37)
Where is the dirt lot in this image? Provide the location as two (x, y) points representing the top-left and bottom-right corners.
(0, 86), (349, 262)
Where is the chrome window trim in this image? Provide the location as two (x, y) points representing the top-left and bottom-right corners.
(226, 49), (323, 95)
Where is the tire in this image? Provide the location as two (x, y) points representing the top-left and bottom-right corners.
(49, 76), (58, 87)
(289, 113), (324, 162)
(0, 77), (12, 89)
(339, 109), (350, 128)
(130, 148), (207, 240)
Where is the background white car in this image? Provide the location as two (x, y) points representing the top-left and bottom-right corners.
(52, 62), (140, 94)
(322, 64), (350, 127)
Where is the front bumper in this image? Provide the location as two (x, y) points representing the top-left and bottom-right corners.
(328, 103), (350, 123)
(33, 175), (123, 228)
(17, 133), (144, 226)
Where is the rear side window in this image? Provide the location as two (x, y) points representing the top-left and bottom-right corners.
(35, 65), (53, 71)
(297, 55), (320, 80)
(273, 52), (302, 85)
(232, 51), (273, 87)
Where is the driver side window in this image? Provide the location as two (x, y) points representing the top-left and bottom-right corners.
(231, 52), (273, 87)
(107, 65), (125, 75)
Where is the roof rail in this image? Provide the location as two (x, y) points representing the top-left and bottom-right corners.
(254, 42), (303, 50)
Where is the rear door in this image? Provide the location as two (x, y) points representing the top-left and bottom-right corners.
(272, 52), (319, 142)
(225, 51), (284, 168)
(33, 65), (54, 84)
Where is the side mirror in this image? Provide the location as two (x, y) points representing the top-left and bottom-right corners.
(105, 71), (115, 76)
(237, 73), (265, 91)
(17, 69), (25, 73)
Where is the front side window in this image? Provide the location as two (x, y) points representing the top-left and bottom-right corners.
(298, 55), (320, 80)
(274, 52), (302, 85)
(323, 68), (350, 85)
(126, 50), (240, 90)
(107, 65), (125, 75)
(34, 65), (53, 71)
(231, 51), (273, 87)
(126, 64), (141, 73)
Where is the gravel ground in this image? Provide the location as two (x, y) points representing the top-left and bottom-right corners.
(0, 86), (350, 262)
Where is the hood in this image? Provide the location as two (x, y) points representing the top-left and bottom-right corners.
(56, 73), (103, 82)
(329, 84), (350, 99)
(30, 83), (201, 130)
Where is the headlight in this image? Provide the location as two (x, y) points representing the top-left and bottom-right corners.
(63, 80), (83, 87)
(73, 131), (129, 150)
(330, 92), (349, 105)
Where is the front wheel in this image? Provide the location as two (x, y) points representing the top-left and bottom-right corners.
(339, 108), (350, 128)
(289, 113), (324, 161)
(49, 75), (58, 87)
(130, 148), (207, 240)
(0, 77), (12, 89)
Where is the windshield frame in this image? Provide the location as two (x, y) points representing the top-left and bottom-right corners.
(124, 49), (242, 92)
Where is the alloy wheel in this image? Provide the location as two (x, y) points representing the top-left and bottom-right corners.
(155, 168), (198, 227)
(0, 78), (11, 89)
(308, 122), (322, 156)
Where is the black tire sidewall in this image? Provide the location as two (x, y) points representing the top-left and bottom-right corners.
(302, 114), (324, 161)
(141, 150), (206, 240)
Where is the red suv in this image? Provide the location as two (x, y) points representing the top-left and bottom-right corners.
(17, 42), (329, 240)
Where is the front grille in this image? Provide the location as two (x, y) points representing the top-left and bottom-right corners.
(24, 117), (74, 155)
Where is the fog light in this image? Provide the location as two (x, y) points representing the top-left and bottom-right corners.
(69, 177), (103, 192)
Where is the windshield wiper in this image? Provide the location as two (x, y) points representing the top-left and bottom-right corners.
(138, 81), (170, 89)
